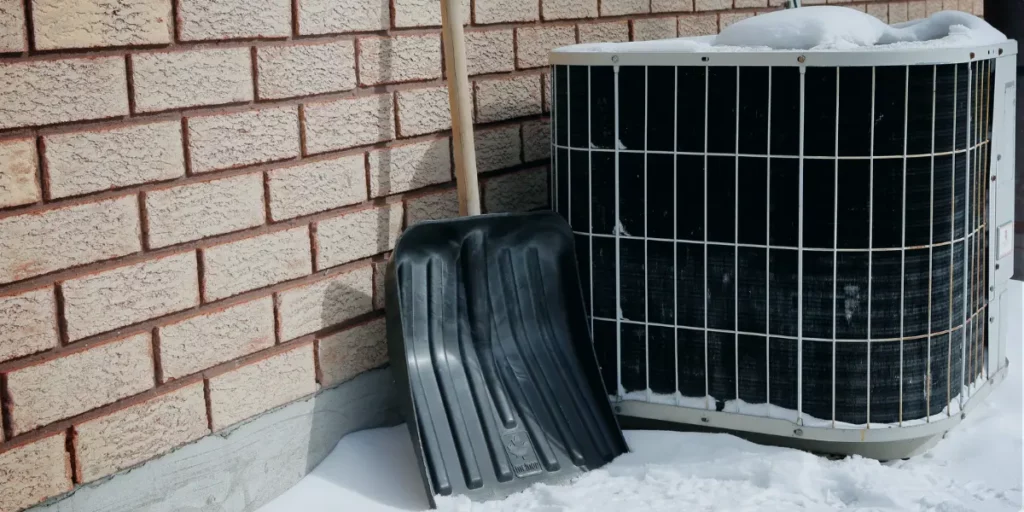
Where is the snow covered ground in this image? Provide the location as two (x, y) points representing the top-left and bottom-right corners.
(257, 283), (1022, 512)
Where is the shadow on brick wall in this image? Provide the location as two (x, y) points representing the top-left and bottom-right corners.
(292, 57), (437, 506)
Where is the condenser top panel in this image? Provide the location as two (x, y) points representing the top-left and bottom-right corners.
(549, 6), (1018, 67)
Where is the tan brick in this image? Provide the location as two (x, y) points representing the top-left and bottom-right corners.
(257, 41), (355, 100)
(74, 383), (208, 483)
(476, 75), (543, 123)
(908, 0), (926, 19)
(304, 95), (395, 155)
(0, 57), (128, 130)
(679, 12), (718, 35)
(0, 0), (26, 52)
(158, 298), (275, 380)
(277, 266), (373, 341)
(652, 0), (692, 12)
(297, 0), (388, 35)
(358, 34), (442, 86)
(720, 11), (752, 28)
(972, 0), (982, 15)
(406, 188), (459, 226)
(694, 0), (729, 10)
(368, 138), (451, 197)
(316, 204), (402, 270)
(318, 317), (386, 387)
(44, 121), (185, 199)
(208, 343), (316, 430)
(601, 0), (649, 15)
(0, 138), (40, 208)
(516, 25), (576, 69)
(476, 125), (522, 173)
(397, 86), (449, 137)
(131, 48), (252, 113)
(734, 0), (766, 6)
(523, 119), (551, 162)
(267, 154), (368, 221)
(187, 106), (299, 173)
(925, 0), (942, 14)
(942, 0), (957, 11)
(62, 252), (199, 341)
(888, 1), (908, 22)
(394, 0), (469, 27)
(202, 227), (311, 302)
(633, 17), (677, 40)
(466, 29), (514, 76)
(0, 195), (140, 285)
(484, 167), (548, 213)
(475, 0), (538, 23)
(7, 333), (153, 434)
(0, 287), (57, 363)
(866, 3), (887, 22)
(32, 0), (171, 50)
(372, 259), (386, 309)
(144, 173), (265, 248)
(578, 21), (629, 43)
(543, 0), (598, 19)
(0, 433), (71, 512)
(178, 0), (290, 41)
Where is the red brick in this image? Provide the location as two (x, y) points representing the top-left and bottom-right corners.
(578, 21), (629, 43)
(266, 154), (368, 221)
(0, 286), (58, 363)
(0, 57), (128, 130)
(475, 75), (543, 123)
(6, 333), (154, 435)
(475, 0), (538, 23)
(601, 0), (650, 16)
(144, 173), (265, 249)
(0, 195), (141, 285)
(207, 343), (316, 430)
(276, 266), (373, 341)
(186, 106), (300, 174)
(201, 227), (312, 301)
(315, 204), (403, 270)
(61, 252), (199, 341)
(158, 297), (276, 380)
(405, 188), (459, 225)
(74, 382), (209, 483)
(484, 167), (549, 213)
(0, 0), (26, 52)
(516, 25), (576, 69)
(0, 137), (40, 209)
(0, 433), (72, 512)
(317, 317), (387, 387)
(368, 138), (451, 197)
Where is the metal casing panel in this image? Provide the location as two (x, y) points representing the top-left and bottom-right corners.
(992, 53), (1018, 287)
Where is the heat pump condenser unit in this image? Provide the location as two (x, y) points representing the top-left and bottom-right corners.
(549, 39), (1018, 460)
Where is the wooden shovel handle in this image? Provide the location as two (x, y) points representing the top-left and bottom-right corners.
(440, 0), (481, 217)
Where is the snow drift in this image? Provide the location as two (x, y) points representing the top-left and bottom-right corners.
(554, 7), (1008, 53)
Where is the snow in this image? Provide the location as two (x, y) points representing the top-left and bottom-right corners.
(553, 7), (1008, 53)
(256, 281), (1022, 512)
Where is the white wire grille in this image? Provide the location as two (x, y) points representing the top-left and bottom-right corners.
(550, 59), (996, 428)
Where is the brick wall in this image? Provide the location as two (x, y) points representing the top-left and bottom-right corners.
(0, 0), (983, 510)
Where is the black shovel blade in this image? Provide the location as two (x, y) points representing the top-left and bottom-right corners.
(384, 210), (628, 507)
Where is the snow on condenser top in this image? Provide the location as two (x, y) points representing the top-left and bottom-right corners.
(552, 7), (1008, 54)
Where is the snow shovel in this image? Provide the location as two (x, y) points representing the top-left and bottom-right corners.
(382, 0), (628, 506)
